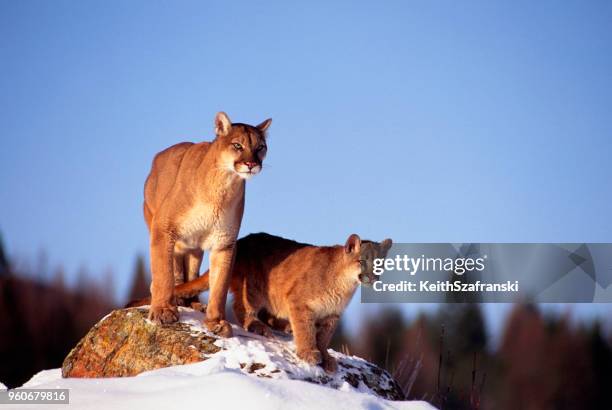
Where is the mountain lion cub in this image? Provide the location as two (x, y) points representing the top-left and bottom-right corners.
(129, 232), (392, 372)
(143, 112), (271, 336)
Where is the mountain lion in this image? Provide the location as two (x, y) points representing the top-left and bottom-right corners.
(143, 112), (271, 336)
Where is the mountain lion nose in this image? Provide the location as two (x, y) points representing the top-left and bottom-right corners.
(244, 162), (257, 170)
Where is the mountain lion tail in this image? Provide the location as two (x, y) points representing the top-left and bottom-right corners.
(125, 271), (211, 308)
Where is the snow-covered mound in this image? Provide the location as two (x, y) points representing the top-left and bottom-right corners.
(22, 364), (434, 410)
(14, 308), (436, 409)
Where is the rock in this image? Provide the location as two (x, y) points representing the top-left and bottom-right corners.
(62, 308), (405, 401)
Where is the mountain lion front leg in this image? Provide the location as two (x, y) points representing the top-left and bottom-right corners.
(205, 244), (235, 337)
(149, 226), (179, 324)
(317, 315), (339, 373)
(289, 305), (321, 365)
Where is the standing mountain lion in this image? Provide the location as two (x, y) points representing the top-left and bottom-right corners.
(143, 112), (271, 336)
(128, 232), (392, 372)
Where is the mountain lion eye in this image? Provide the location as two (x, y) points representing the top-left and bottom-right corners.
(232, 143), (243, 150)
(256, 145), (266, 152)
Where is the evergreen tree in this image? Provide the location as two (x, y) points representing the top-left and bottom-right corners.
(128, 255), (149, 302)
(0, 232), (10, 277)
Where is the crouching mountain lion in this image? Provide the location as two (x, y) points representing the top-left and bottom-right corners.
(143, 112), (272, 336)
(128, 232), (392, 372)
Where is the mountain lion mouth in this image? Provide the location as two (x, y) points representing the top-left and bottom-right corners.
(236, 170), (257, 179)
(234, 164), (261, 178)
(358, 273), (375, 286)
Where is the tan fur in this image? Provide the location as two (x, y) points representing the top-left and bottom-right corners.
(143, 112), (271, 336)
(128, 232), (392, 372)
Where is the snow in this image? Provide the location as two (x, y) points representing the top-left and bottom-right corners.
(12, 308), (435, 410)
(19, 368), (434, 410)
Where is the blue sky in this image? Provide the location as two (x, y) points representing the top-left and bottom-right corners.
(1, 1), (611, 337)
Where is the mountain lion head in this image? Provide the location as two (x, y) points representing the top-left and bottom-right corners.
(214, 112), (272, 179)
(344, 234), (393, 285)
(359, 238), (392, 285)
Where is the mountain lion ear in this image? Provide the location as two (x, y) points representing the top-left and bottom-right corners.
(214, 112), (232, 137)
(344, 234), (362, 254)
(381, 238), (393, 253)
(256, 118), (272, 134)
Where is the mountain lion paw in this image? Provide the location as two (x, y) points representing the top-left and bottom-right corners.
(322, 355), (338, 373)
(246, 320), (272, 337)
(267, 317), (292, 334)
(189, 301), (207, 313)
(205, 319), (233, 338)
(148, 304), (179, 324)
(298, 350), (322, 365)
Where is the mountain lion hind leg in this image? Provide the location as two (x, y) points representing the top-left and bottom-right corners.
(183, 250), (205, 311)
(235, 275), (272, 337)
